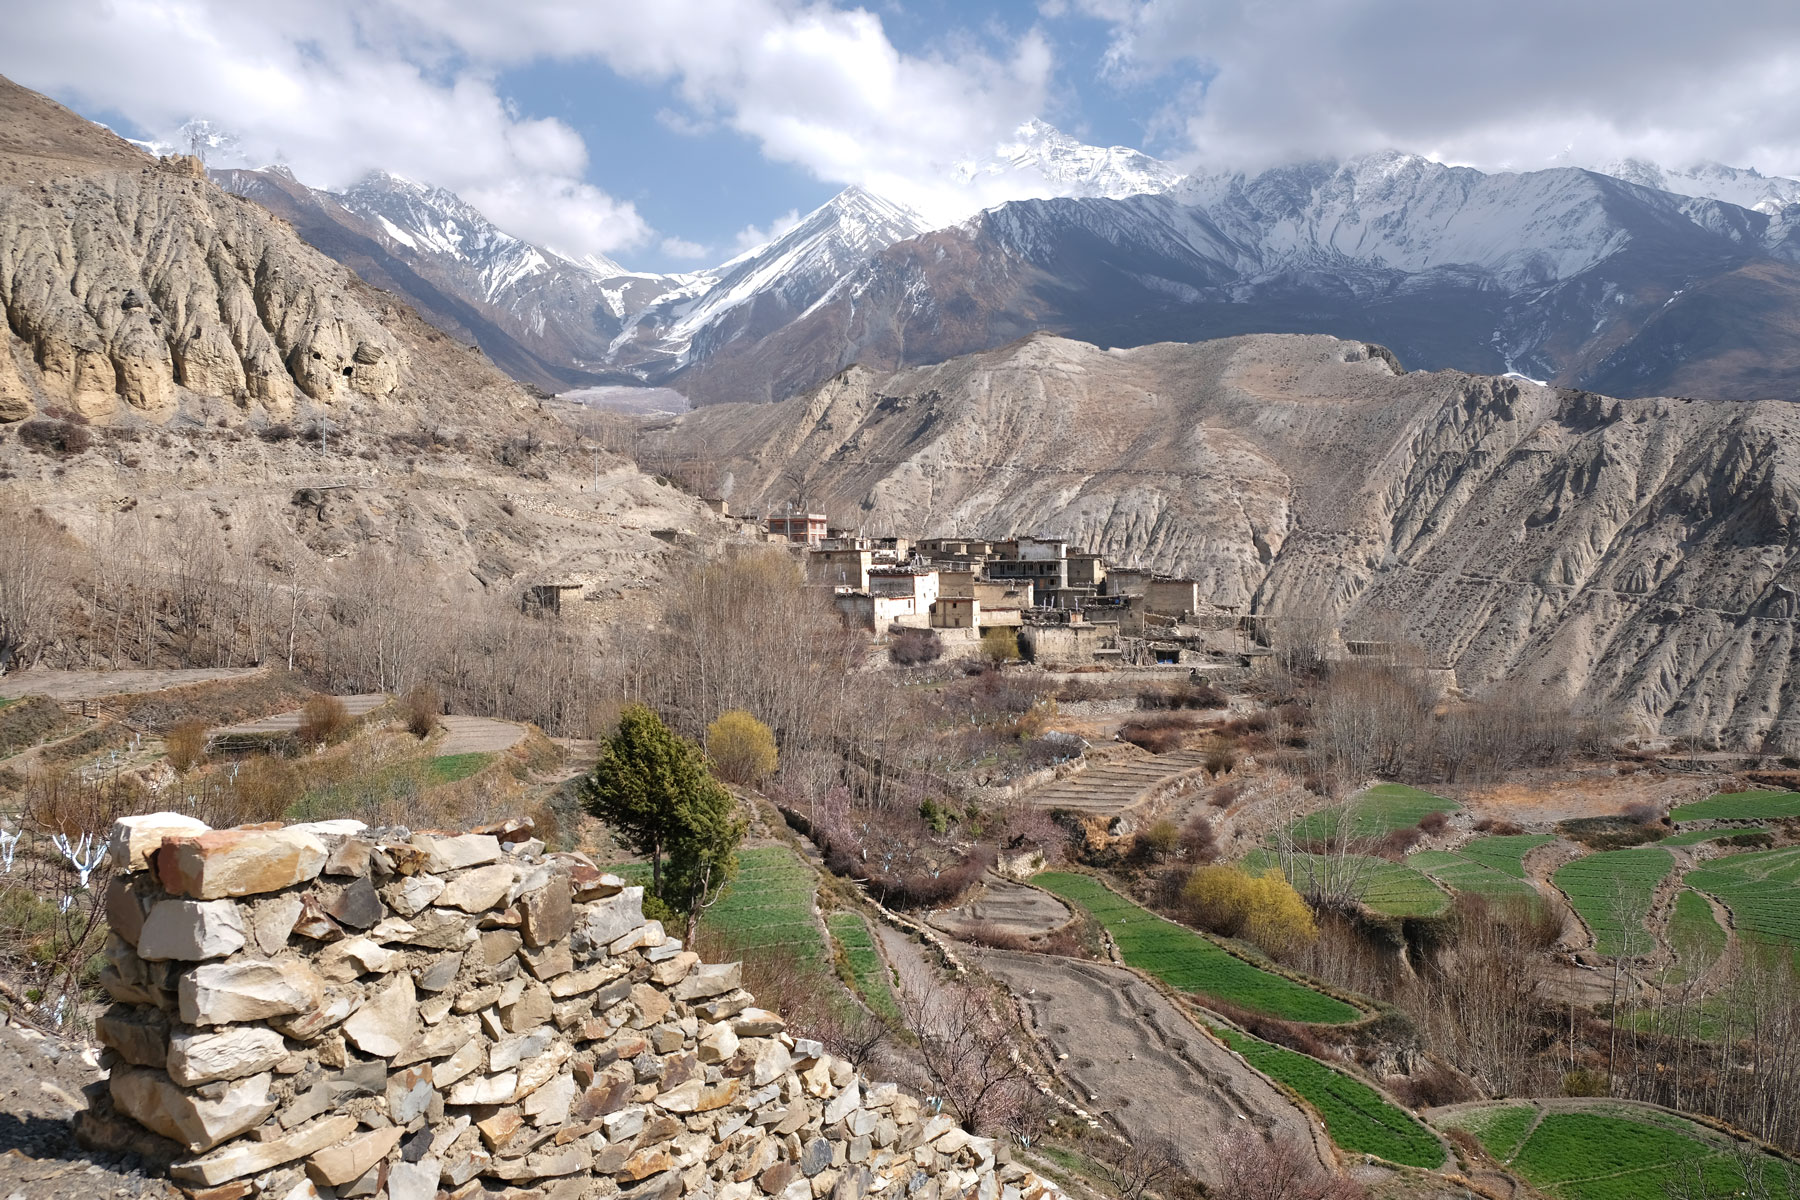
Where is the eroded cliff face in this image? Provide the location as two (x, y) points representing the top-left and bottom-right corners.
(0, 154), (406, 424)
(668, 333), (1800, 747)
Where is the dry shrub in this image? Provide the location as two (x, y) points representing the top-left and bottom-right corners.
(957, 920), (1030, 951)
(1622, 800), (1667, 826)
(298, 693), (351, 747)
(165, 719), (209, 774)
(1473, 816), (1524, 835)
(188, 757), (303, 828)
(1130, 818), (1182, 863)
(1137, 681), (1227, 710)
(401, 684), (441, 739)
(1374, 825), (1425, 859)
(24, 768), (146, 839)
(1417, 810), (1450, 836)
(1385, 1060), (1474, 1108)
(17, 419), (92, 456)
(1036, 927), (1088, 958)
(1121, 713), (1198, 754)
(888, 628), (944, 667)
(1215, 1126), (1368, 1200)
(1206, 997), (1330, 1060)
(1181, 814), (1220, 863)
(1209, 779), (1246, 807)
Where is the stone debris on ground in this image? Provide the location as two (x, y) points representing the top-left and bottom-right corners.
(69, 811), (1064, 1200)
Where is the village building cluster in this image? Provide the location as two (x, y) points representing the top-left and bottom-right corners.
(760, 513), (1261, 669)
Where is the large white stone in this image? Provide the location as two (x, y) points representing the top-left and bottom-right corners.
(414, 833), (501, 873)
(137, 899), (247, 961)
(167, 1025), (288, 1086)
(180, 958), (324, 1026)
(169, 1115), (358, 1187)
(158, 828), (328, 899)
(110, 1066), (274, 1152)
(108, 813), (210, 873)
(385, 1158), (440, 1200)
(436, 863), (519, 912)
(341, 972), (417, 1058)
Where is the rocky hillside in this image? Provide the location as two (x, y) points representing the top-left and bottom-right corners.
(0, 75), (714, 620)
(664, 333), (1800, 749)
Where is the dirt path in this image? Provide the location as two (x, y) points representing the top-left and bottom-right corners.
(436, 714), (526, 756)
(211, 693), (387, 735)
(975, 950), (1331, 1187)
(0, 1021), (177, 1200)
(0, 667), (265, 703)
(928, 876), (1072, 940)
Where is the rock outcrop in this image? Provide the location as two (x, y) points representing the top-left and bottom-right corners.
(0, 77), (415, 426)
(665, 332), (1800, 748)
(81, 813), (1061, 1200)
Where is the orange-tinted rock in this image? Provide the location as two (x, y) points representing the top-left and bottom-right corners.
(157, 829), (328, 899)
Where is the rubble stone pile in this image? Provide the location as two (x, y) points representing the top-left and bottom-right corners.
(78, 814), (1062, 1200)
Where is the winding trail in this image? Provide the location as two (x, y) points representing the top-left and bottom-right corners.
(975, 950), (1332, 1187)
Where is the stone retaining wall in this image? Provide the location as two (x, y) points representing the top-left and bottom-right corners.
(78, 814), (1062, 1200)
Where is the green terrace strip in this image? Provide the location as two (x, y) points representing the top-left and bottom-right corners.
(1673, 790), (1800, 822)
(1407, 850), (1542, 906)
(427, 752), (494, 786)
(1664, 829), (1735, 846)
(1668, 889), (1729, 977)
(1485, 1109), (1800, 1200)
(697, 847), (832, 972)
(1286, 782), (1458, 845)
(1460, 834), (1554, 877)
(1247, 849), (1451, 918)
(1551, 847), (1676, 956)
(1033, 872), (1361, 1024)
(1434, 1102), (1537, 1162)
(826, 911), (902, 1023)
(1684, 847), (1800, 947)
(1212, 1027), (1444, 1168)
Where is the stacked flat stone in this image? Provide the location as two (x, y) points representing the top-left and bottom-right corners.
(78, 814), (1063, 1200)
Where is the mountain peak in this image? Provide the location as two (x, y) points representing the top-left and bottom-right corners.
(952, 119), (1184, 204)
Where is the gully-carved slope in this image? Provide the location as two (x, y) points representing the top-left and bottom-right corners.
(667, 333), (1800, 748)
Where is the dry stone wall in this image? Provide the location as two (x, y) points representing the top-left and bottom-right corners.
(79, 814), (1061, 1200)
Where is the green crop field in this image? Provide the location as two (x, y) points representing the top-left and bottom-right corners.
(1436, 1103), (1536, 1161)
(1246, 849), (1450, 917)
(1462, 834), (1554, 877)
(1664, 829), (1734, 846)
(1286, 783), (1459, 845)
(1408, 851), (1541, 906)
(1552, 847), (1676, 956)
(1673, 790), (1800, 822)
(1685, 847), (1800, 947)
(699, 847), (830, 969)
(826, 911), (901, 1023)
(1213, 1027), (1443, 1168)
(1034, 873), (1361, 1024)
(1668, 889), (1729, 976)
(427, 752), (493, 786)
(1444, 1108), (1800, 1200)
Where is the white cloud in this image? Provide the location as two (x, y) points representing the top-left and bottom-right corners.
(732, 209), (802, 254)
(2, 1), (652, 258)
(1083, 0), (1800, 177)
(659, 235), (710, 260)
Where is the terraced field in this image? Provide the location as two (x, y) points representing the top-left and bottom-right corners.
(1435, 1103), (1800, 1200)
(1667, 889), (1729, 977)
(1672, 790), (1800, 822)
(696, 847), (830, 969)
(826, 911), (901, 1022)
(1408, 850), (1541, 905)
(1033, 873), (1361, 1024)
(1213, 1027), (1444, 1168)
(1552, 847), (1677, 956)
(1286, 783), (1458, 845)
(1025, 748), (1213, 815)
(1684, 847), (1800, 947)
(1246, 849), (1450, 917)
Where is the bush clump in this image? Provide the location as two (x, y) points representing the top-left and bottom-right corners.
(1182, 863), (1318, 955)
(888, 628), (943, 666)
(297, 693), (351, 747)
(401, 684), (441, 739)
(17, 419), (92, 456)
(707, 709), (778, 785)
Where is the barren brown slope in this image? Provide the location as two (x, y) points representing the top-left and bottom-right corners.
(0, 75), (713, 620)
(666, 332), (1800, 749)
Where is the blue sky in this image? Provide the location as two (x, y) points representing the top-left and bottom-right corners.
(9, 1), (1800, 274)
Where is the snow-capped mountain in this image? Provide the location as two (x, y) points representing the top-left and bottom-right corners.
(218, 121), (1800, 405)
(952, 119), (1184, 203)
(1598, 158), (1800, 215)
(666, 152), (1800, 404)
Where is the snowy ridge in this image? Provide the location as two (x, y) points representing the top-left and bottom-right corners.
(953, 118), (1185, 202)
(1599, 158), (1800, 215)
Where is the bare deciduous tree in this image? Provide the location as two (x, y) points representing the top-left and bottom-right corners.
(0, 512), (64, 674)
(894, 956), (1040, 1136)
